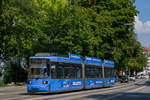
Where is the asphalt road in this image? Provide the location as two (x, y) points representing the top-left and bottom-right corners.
(0, 79), (150, 100)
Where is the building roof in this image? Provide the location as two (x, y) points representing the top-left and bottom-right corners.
(145, 48), (150, 51)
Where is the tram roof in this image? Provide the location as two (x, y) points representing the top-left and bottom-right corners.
(30, 56), (82, 64)
(84, 56), (102, 66)
(84, 61), (102, 66)
(30, 55), (115, 67)
(104, 60), (115, 68)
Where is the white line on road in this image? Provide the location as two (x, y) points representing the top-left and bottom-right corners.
(128, 86), (147, 92)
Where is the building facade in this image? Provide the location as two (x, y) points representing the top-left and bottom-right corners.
(144, 48), (150, 74)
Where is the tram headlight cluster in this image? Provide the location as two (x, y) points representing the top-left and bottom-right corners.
(42, 81), (48, 84)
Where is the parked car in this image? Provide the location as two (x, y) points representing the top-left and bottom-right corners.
(120, 76), (128, 83)
(137, 74), (149, 79)
(142, 75), (149, 79)
(128, 75), (135, 81)
(140, 74), (145, 79)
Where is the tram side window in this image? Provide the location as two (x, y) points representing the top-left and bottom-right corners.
(85, 66), (100, 78)
(104, 68), (110, 78)
(47, 64), (50, 76)
(104, 68), (108, 78)
(109, 68), (113, 78)
(51, 64), (56, 79)
(63, 65), (82, 79)
(51, 64), (64, 79)
(64, 66), (73, 79)
(109, 68), (115, 78)
(76, 67), (82, 78)
(104, 68), (115, 78)
(51, 62), (82, 79)
(111, 69), (115, 78)
(57, 66), (64, 79)
(99, 68), (102, 78)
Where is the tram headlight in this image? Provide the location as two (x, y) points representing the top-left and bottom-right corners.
(42, 81), (48, 84)
(28, 81), (32, 84)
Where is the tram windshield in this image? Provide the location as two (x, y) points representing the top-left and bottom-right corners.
(28, 59), (50, 78)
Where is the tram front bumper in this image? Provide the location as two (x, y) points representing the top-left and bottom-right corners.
(27, 84), (49, 92)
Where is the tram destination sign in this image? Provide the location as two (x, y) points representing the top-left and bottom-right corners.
(69, 53), (81, 60)
(85, 56), (102, 62)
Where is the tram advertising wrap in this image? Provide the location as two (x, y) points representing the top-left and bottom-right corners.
(27, 54), (115, 93)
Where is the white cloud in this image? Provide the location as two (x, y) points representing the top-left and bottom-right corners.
(134, 16), (150, 34)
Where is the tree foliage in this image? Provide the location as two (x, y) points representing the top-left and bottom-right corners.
(4, 61), (27, 83)
(0, 0), (148, 83)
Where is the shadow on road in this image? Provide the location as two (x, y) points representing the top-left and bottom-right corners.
(135, 80), (150, 86)
(83, 92), (150, 100)
(83, 80), (150, 100)
(145, 81), (150, 86)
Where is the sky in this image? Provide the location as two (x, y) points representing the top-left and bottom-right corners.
(134, 0), (150, 47)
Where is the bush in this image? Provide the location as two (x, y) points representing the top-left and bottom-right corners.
(4, 62), (27, 84)
(0, 79), (7, 87)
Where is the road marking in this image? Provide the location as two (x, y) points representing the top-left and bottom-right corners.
(128, 86), (147, 92)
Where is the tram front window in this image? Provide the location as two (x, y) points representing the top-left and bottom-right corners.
(29, 59), (49, 78)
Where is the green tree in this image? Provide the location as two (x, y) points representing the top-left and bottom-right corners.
(4, 61), (27, 83)
(0, 0), (147, 81)
(33, 0), (98, 57)
(0, 0), (40, 82)
(0, 0), (40, 59)
(75, 0), (146, 73)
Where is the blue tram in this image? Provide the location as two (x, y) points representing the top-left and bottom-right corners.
(27, 53), (115, 93)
